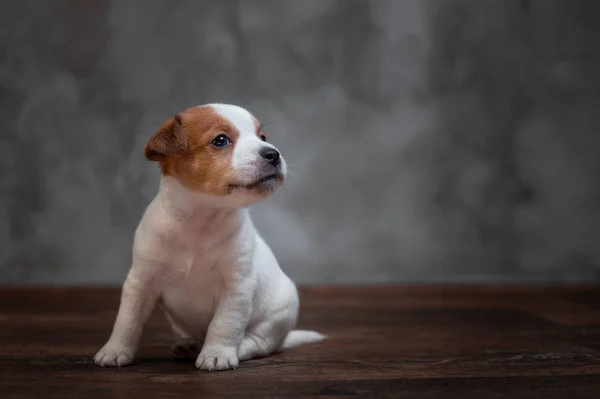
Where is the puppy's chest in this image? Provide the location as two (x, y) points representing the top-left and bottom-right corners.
(155, 233), (232, 294)
(159, 265), (222, 318)
(137, 207), (248, 328)
(152, 230), (239, 324)
(155, 248), (232, 328)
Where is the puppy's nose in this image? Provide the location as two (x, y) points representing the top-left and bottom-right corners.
(259, 148), (280, 167)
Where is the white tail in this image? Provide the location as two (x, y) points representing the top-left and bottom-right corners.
(281, 330), (326, 350)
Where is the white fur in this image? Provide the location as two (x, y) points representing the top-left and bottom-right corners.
(94, 104), (324, 370)
(211, 103), (288, 182)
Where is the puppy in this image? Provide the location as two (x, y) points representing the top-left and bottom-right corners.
(94, 104), (324, 370)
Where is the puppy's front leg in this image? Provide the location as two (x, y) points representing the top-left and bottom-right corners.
(195, 278), (253, 371)
(94, 270), (158, 367)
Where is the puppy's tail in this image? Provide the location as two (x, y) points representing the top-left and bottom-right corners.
(281, 330), (326, 350)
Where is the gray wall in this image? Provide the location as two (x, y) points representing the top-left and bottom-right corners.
(2, 0), (600, 284)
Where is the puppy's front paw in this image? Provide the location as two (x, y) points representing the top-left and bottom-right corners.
(195, 345), (239, 371)
(94, 342), (135, 367)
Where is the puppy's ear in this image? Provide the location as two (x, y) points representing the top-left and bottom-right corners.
(144, 114), (187, 161)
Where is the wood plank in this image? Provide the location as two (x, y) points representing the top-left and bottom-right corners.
(0, 285), (599, 398)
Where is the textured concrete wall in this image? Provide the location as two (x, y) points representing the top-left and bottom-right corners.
(2, 0), (600, 284)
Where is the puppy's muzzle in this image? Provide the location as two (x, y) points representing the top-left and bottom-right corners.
(259, 148), (281, 167)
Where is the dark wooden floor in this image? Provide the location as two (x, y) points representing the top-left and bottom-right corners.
(1, 285), (599, 398)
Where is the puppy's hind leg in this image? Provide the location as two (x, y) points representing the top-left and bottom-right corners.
(237, 308), (296, 361)
(172, 338), (201, 359)
(164, 312), (202, 359)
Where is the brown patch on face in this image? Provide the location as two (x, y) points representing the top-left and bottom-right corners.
(145, 106), (240, 196)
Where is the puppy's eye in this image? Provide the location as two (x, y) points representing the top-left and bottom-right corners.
(211, 134), (230, 148)
(260, 134), (267, 142)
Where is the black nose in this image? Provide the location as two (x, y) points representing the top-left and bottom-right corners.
(259, 147), (280, 167)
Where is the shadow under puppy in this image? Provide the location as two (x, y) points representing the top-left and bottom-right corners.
(94, 104), (325, 371)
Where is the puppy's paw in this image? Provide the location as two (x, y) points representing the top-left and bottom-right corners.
(94, 342), (135, 367)
(172, 338), (201, 358)
(195, 345), (239, 371)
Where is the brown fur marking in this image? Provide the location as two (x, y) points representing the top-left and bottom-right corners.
(145, 106), (241, 196)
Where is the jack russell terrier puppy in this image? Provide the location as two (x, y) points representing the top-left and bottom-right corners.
(94, 104), (325, 370)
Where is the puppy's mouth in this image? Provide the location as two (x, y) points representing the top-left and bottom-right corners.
(228, 173), (283, 192)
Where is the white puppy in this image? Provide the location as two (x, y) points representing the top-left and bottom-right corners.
(94, 104), (324, 370)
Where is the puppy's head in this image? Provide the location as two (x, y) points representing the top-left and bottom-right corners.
(145, 104), (286, 205)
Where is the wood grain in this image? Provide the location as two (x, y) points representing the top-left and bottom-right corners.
(0, 285), (599, 398)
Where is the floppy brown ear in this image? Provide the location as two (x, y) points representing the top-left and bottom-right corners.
(144, 114), (187, 161)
